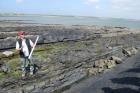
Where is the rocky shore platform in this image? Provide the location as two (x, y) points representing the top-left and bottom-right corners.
(0, 21), (140, 93)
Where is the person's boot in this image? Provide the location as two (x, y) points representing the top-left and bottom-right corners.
(30, 65), (34, 75)
(22, 72), (26, 77)
(30, 71), (33, 75)
(21, 67), (26, 77)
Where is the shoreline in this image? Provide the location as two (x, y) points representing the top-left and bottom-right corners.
(0, 20), (137, 29)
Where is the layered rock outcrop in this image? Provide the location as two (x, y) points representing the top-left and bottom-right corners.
(0, 24), (140, 50)
(0, 22), (140, 93)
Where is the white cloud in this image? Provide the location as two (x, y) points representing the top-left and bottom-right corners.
(85, 0), (99, 5)
(16, 0), (24, 3)
(84, 0), (100, 10)
(87, 0), (99, 3)
(95, 5), (100, 9)
(84, 0), (140, 19)
(109, 0), (140, 19)
(111, 0), (140, 11)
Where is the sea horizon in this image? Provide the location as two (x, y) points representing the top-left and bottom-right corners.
(0, 13), (140, 21)
(0, 13), (140, 29)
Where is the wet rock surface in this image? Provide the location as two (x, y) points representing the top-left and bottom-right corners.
(63, 52), (140, 93)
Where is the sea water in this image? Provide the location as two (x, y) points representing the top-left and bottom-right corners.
(0, 15), (140, 29)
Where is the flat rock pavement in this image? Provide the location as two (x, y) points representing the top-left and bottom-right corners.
(63, 52), (140, 93)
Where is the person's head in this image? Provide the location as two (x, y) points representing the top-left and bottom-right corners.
(17, 31), (25, 39)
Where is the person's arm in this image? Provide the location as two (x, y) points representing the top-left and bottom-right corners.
(16, 42), (22, 51)
(29, 39), (34, 48)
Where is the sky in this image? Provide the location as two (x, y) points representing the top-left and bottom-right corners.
(0, 0), (140, 20)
